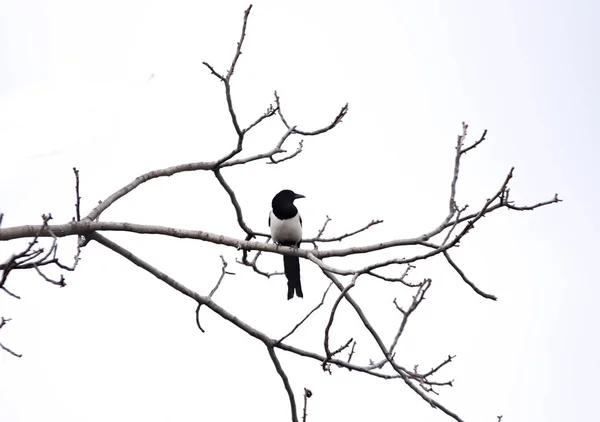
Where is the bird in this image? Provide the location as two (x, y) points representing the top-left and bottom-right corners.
(269, 189), (305, 299)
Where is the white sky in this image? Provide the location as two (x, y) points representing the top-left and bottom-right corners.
(1, 1), (598, 421)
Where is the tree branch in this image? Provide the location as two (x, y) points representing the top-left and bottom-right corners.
(0, 317), (21, 358)
(275, 91), (348, 136)
(267, 346), (299, 422)
(443, 251), (497, 300)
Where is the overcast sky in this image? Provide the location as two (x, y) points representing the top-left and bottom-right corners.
(1, 1), (598, 421)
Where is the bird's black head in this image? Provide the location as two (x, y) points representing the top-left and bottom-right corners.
(272, 189), (305, 209)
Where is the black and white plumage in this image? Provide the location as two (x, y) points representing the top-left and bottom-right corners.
(269, 189), (305, 300)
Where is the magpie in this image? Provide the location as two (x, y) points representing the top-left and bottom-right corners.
(269, 189), (305, 299)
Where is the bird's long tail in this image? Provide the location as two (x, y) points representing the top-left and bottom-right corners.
(283, 252), (303, 300)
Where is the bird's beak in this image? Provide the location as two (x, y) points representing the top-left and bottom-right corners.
(294, 193), (306, 199)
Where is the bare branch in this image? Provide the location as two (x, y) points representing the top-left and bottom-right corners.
(302, 388), (312, 422)
(305, 219), (384, 243)
(420, 354), (456, 379)
(226, 5), (252, 81)
(238, 248), (283, 278)
(366, 264), (417, 287)
(443, 251), (497, 300)
(448, 122), (468, 216)
(330, 338), (353, 358)
(213, 168), (254, 236)
(209, 255), (233, 298)
(315, 215), (332, 239)
(0, 341), (21, 358)
(441, 205), (468, 246)
(267, 345), (299, 422)
(319, 269), (465, 421)
(274, 125), (297, 149)
(0, 317), (22, 358)
(202, 5), (254, 160)
(268, 139), (304, 164)
(460, 129), (487, 155)
(195, 256), (233, 333)
(505, 193), (562, 211)
(367, 279), (431, 371)
(277, 282), (334, 344)
(73, 167), (81, 222)
(85, 161), (214, 222)
(243, 104), (277, 134)
(347, 341), (357, 365)
(195, 303), (205, 333)
(201, 62), (225, 81)
(1, 286), (20, 299)
(275, 91), (348, 136)
(33, 264), (66, 287)
(323, 275), (357, 367)
(1, 214), (78, 289)
(389, 279), (431, 355)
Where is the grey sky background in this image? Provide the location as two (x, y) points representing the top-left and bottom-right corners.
(1, 1), (598, 421)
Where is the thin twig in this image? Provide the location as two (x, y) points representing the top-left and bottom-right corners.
(195, 303), (205, 333)
(460, 129), (487, 155)
(239, 247), (282, 278)
(388, 279), (431, 355)
(323, 275), (358, 369)
(316, 215), (332, 239)
(505, 193), (562, 210)
(73, 167), (81, 222)
(347, 341), (357, 365)
(209, 256), (233, 298)
(443, 251), (497, 300)
(302, 388), (312, 422)
(275, 91), (349, 136)
(213, 169), (254, 236)
(244, 104), (276, 134)
(277, 282), (334, 344)
(0, 317), (22, 358)
(226, 5), (253, 81)
(268, 139), (304, 164)
(366, 264), (417, 287)
(305, 219), (383, 243)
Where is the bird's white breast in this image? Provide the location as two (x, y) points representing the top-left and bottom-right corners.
(269, 212), (302, 244)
